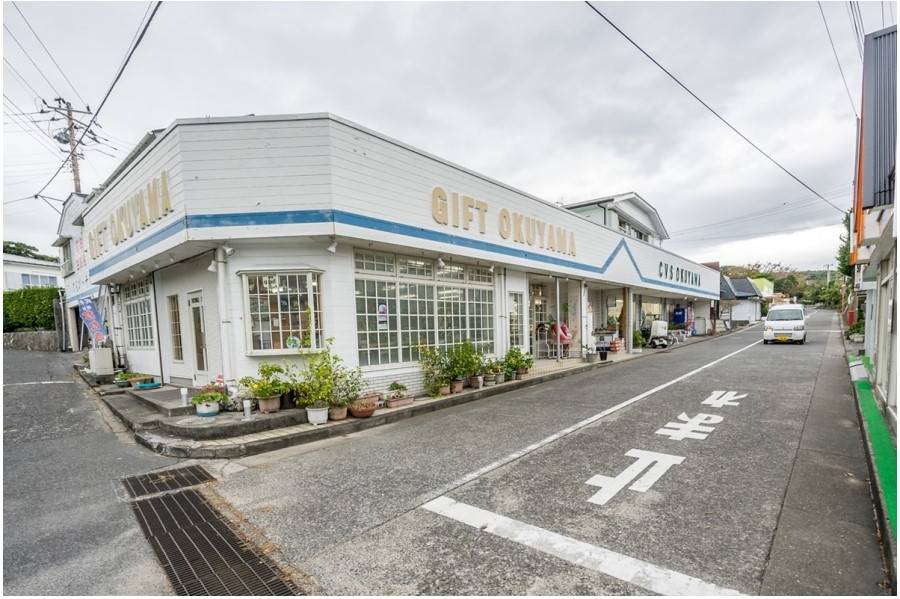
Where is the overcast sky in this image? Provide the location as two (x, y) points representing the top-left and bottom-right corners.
(3, 1), (892, 269)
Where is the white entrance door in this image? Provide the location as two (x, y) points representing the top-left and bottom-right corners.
(188, 291), (209, 386)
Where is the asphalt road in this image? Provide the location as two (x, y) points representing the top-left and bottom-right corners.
(211, 309), (888, 595)
(2, 350), (176, 595)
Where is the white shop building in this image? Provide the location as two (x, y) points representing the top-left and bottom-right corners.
(57, 113), (720, 393)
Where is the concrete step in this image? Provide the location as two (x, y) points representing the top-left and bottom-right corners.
(128, 387), (195, 417)
(103, 393), (162, 432)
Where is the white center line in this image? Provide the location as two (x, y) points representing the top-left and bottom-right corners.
(3, 381), (75, 386)
(422, 496), (743, 596)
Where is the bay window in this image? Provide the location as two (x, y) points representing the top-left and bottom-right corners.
(241, 271), (323, 354)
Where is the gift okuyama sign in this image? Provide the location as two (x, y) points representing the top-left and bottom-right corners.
(87, 171), (174, 260)
(431, 186), (577, 257)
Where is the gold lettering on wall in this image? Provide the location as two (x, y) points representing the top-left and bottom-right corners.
(88, 171), (175, 260)
(429, 186), (576, 257)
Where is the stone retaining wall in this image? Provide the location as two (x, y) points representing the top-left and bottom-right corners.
(3, 330), (59, 351)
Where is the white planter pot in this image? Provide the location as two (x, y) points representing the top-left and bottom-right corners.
(195, 402), (220, 417)
(306, 406), (328, 425)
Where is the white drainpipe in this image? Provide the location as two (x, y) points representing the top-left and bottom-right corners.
(213, 246), (233, 384)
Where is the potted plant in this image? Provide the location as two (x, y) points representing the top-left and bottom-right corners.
(505, 346), (531, 379)
(350, 392), (378, 418)
(331, 362), (361, 420)
(239, 362), (286, 414)
(191, 389), (228, 417)
(457, 340), (484, 389)
(632, 329), (645, 353)
(445, 344), (468, 393)
(598, 343), (609, 362)
(482, 360), (498, 387)
(583, 344), (599, 363)
(386, 381), (413, 408)
(114, 371), (133, 388)
(438, 376), (451, 396)
(418, 345), (447, 398)
(494, 361), (505, 384)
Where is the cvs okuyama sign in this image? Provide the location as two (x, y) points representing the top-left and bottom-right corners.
(431, 186), (577, 257)
(88, 171), (174, 260)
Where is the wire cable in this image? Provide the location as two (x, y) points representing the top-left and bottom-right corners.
(3, 24), (62, 97)
(31, 1), (162, 198)
(3, 57), (46, 100)
(3, 100), (61, 158)
(583, 2), (845, 214)
(10, 2), (89, 108)
(817, 1), (859, 118)
(846, 2), (864, 59)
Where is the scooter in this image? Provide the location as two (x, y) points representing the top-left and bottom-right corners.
(646, 320), (669, 348)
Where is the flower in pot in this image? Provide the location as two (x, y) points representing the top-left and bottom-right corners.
(127, 372), (152, 385)
(239, 362), (286, 414)
(505, 346), (530, 378)
(583, 344), (599, 363)
(482, 360), (498, 386)
(455, 340), (484, 389)
(632, 330), (645, 352)
(191, 389), (228, 417)
(438, 377), (452, 396)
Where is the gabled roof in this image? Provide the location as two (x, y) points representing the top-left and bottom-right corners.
(720, 274), (737, 300)
(729, 277), (762, 299)
(565, 192), (670, 240)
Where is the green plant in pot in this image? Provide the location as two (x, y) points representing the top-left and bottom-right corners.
(505, 346), (532, 378)
(114, 371), (136, 387)
(632, 329), (645, 352)
(294, 345), (334, 425)
(418, 345), (449, 397)
(331, 361), (362, 421)
(457, 340), (484, 389)
(191, 389), (228, 417)
(583, 343), (599, 363)
(445, 344), (468, 393)
(239, 362), (286, 414)
(385, 380), (413, 407)
(482, 359), (498, 386)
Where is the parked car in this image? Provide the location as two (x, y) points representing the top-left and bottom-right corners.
(763, 304), (806, 344)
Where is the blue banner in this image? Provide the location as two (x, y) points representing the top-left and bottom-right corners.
(78, 298), (108, 345)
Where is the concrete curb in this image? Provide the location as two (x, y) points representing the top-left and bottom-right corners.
(113, 325), (757, 459)
(842, 333), (897, 592)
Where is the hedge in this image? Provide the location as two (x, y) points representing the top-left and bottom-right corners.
(3, 287), (59, 332)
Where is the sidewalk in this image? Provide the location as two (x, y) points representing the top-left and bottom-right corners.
(760, 327), (889, 594)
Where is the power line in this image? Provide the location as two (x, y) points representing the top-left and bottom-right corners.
(582, 2), (845, 214)
(10, 2), (89, 109)
(3, 57), (46, 100)
(846, 2), (864, 59)
(3, 100), (62, 158)
(817, 1), (859, 118)
(674, 200), (838, 240)
(853, 1), (866, 33)
(4, 94), (56, 142)
(3, 24), (61, 97)
(670, 186), (848, 236)
(31, 1), (162, 198)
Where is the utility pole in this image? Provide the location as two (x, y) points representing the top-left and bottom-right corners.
(825, 263), (832, 285)
(64, 100), (81, 194)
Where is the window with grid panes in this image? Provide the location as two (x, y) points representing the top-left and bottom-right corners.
(354, 250), (394, 274)
(243, 272), (322, 352)
(397, 256), (434, 279)
(398, 282), (435, 361)
(467, 287), (494, 352)
(436, 286), (468, 348)
(123, 279), (154, 348)
(509, 292), (524, 347)
(355, 279), (399, 366)
(167, 295), (184, 360)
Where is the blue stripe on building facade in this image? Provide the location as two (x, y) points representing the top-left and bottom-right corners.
(88, 208), (717, 299)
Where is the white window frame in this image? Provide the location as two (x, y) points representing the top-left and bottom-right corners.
(123, 279), (155, 349)
(167, 294), (184, 362)
(239, 269), (324, 356)
(354, 249), (495, 369)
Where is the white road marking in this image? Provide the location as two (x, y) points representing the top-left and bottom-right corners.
(3, 381), (75, 386)
(701, 390), (746, 408)
(434, 338), (764, 493)
(655, 412), (723, 441)
(422, 496), (743, 596)
(585, 449), (684, 505)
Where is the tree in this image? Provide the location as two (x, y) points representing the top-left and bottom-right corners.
(837, 211), (852, 279)
(3, 241), (58, 263)
(774, 273), (801, 297)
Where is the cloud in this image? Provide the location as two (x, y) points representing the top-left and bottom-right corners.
(3, 1), (881, 271)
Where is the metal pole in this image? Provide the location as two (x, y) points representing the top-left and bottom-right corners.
(555, 276), (561, 363)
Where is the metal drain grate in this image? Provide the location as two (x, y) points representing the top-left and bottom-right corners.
(123, 465), (213, 498)
(131, 488), (297, 595)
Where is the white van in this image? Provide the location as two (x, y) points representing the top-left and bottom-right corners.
(763, 304), (806, 344)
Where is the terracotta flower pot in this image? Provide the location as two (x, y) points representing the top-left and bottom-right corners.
(386, 396), (413, 408)
(516, 368), (526, 375)
(439, 385), (451, 396)
(451, 379), (464, 393)
(328, 406), (348, 421)
(469, 376), (482, 389)
(257, 395), (281, 414)
(349, 400), (376, 418)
